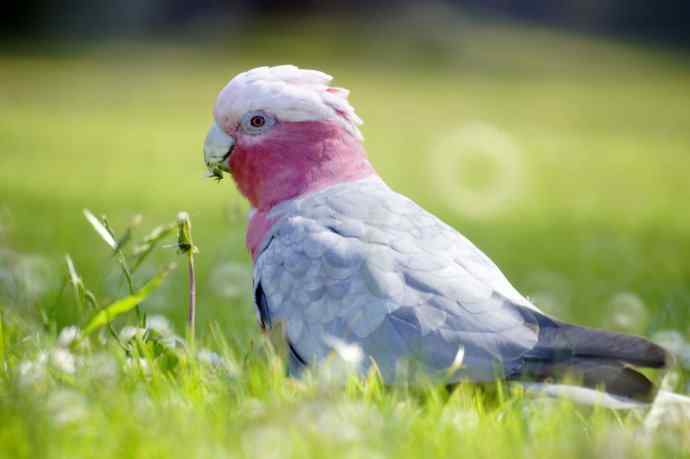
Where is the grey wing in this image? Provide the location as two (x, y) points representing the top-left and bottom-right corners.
(254, 178), (541, 382)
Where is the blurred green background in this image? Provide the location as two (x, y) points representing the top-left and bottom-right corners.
(2, 4), (690, 348)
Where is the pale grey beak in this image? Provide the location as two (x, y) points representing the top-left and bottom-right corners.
(203, 122), (235, 178)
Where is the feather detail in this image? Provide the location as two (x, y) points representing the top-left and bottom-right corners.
(214, 65), (363, 140)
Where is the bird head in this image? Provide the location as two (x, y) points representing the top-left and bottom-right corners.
(204, 65), (374, 210)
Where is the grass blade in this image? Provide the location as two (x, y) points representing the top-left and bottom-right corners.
(131, 222), (177, 272)
(65, 254), (80, 287)
(83, 263), (176, 335)
(65, 254), (86, 315)
(83, 209), (117, 249)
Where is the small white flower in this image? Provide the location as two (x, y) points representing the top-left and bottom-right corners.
(51, 348), (76, 374)
(198, 349), (224, 367)
(119, 326), (145, 342)
(159, 335), (186, 351)
(146, 314), (174, 336)
(18, 357), (47, 386)
(57, 326), (80, 348)
(177, 211), (191, 224)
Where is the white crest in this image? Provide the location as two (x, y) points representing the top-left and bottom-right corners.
(214, 65), (363, 140)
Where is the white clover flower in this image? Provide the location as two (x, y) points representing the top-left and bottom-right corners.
(57, 326), (80, 348)
(145, 314), (174, 336)
(197, 349), (223, 367)
(51, 348), (77, 374)
(18, 356), (47, 386)
(119, 326), (145, 342)
(159, 335), (186, 351)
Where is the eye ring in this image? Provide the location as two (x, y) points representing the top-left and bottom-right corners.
(240, 110), (275, 135)
(250, 115), (265, 128)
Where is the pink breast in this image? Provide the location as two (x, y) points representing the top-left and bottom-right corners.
(246, 210), (274, 261)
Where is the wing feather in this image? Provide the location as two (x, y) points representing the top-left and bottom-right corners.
(253, 177), (540, 381)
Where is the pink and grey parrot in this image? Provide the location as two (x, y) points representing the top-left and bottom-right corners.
(203, 65), (669, 402)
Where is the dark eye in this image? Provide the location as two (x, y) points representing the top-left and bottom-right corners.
(241, 110), (275, 134)
(250, 115), (265, 128)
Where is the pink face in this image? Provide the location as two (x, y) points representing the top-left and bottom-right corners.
(208, 111), (375, 211)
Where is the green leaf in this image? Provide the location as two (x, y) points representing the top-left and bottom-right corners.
(83, 264), (176, 335)
(83, 209), (117, 249)
(65, 254), (87, 314)
(65, 254), (81, 287)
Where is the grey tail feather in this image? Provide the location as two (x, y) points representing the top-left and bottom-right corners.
(515, 307), (673, 402)
(518, 357), (657, 402)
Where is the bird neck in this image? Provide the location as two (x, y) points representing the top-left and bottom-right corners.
(235, 120), (376, 260)
(230, 120), (376, 211)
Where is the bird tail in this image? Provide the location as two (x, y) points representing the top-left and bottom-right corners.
(517, 309), (672, 403)
(520, 382), (648, 409)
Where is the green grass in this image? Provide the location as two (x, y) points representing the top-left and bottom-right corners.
(1, 21), (690, 458)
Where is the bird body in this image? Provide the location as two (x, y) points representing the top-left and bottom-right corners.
(203, 65), (669, 402)
(252, 175), (537, 381)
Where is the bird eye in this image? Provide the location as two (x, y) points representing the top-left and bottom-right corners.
(240, 110), (275, 135)
(250, 115), (265, 128)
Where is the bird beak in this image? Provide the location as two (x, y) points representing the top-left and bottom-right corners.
(203, 122), (235, 179)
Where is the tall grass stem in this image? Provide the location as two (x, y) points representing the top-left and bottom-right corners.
(177, 212), (198, 344)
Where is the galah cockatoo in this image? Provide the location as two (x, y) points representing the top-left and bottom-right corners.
(203, 65), (670, 403)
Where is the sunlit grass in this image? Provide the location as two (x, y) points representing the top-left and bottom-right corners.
(1, 21), (690, 458)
